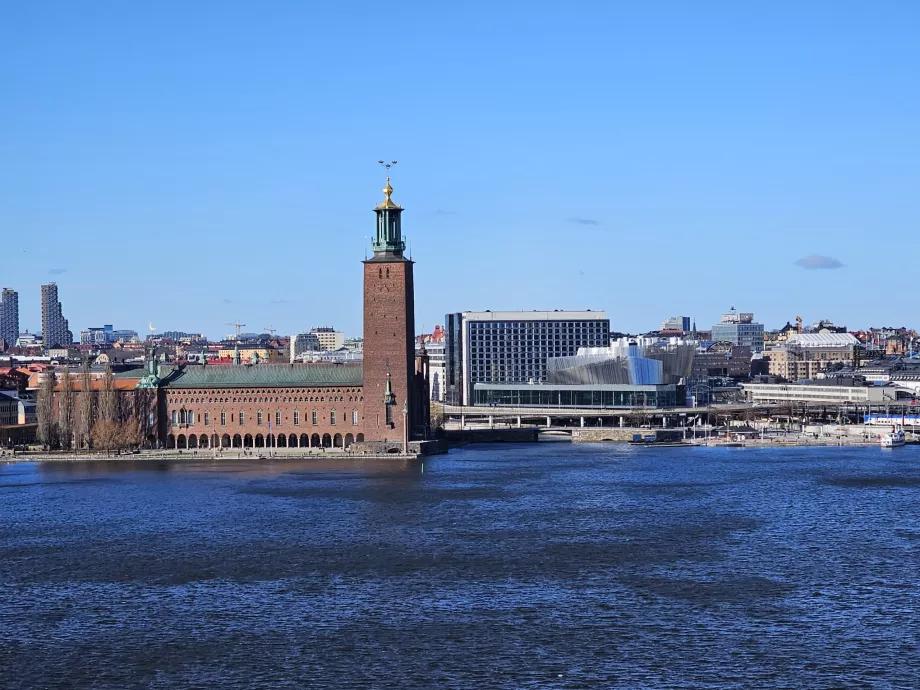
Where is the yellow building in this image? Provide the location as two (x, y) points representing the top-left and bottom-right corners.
(217, 347), (281, 363)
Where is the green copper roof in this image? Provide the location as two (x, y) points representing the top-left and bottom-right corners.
(161, 363), (363, 389)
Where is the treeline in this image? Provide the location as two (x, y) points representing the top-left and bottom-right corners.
(36, 361), (151, 453)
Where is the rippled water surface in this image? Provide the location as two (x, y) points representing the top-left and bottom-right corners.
(2, 444), (920, 688)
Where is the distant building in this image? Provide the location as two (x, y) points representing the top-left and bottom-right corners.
(423, 341), (446, 402)
(290, 332), (322, 362)
(741, 380), (898, 405)
(766, 333), (859, 381)
(0, 288), (19, 350)
(40, 283), (73, 348)
(710, 308), (764, 352)
(15, 331), (41, 348)
(659, 316), (691, 333)
(690, 342), (753, 383)
(311, 327), (344, 352)
(148, 331), (205, 343)
(445, 310), (611, 406)
(0, 391), (17, 425)
(80, 325), (140, 345)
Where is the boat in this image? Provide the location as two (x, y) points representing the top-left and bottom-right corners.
(880, 427), (906, 448)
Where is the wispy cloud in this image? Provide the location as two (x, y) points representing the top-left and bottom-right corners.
(48, 268), (67, 275)
(795, 254), (844, 270)
(222, 298), (233, 304)
(568, 217), (600, 226)
(270, 299), (289, 305)
(435, 209), (457, 216)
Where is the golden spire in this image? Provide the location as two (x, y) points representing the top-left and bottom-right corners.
(376, 175), (400, 210)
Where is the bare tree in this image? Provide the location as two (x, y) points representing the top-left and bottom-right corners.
(118, 415), (143, 451)
(91, 419), (119, 455)
(78, 359), (94, 449)
(100, 362), (118, 424)
(36, 369), (56, 450)
(59, 367), (75, 450)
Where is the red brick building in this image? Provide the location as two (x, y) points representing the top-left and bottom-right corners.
(145, 177), (428, 450)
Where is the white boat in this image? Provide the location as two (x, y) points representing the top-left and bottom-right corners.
(880, 427), (906, 448)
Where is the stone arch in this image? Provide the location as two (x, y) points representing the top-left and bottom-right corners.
(167, 433), (176, 449)
(211, 433), (219, 448)
(311, 433), (320, 448)
(199, 434), (208, 448)
(188, 435), (198, 449)
(232, 434), (242, 448)
(255, 434), (264, 448)
(291, 433), (299, 447)
(277, 434), (287, 448)
(356, 433), (365, 442)
(344, 433), (354, 447)
(244, 434), (254, 448)
(221, 433), (231, 448)
(333, 433), (343, 448)
(177, 434), (187, 449)
(322, 433), (332, 448)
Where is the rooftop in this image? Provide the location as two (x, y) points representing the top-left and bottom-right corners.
(161, 363), (363, 389)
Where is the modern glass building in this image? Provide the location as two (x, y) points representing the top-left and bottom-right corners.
(472, 337), (694, 409)
(445, 311), (610, 405)
(710, 308), (764, 352)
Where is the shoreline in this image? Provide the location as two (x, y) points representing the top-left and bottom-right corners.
(0, 449), (423, 463)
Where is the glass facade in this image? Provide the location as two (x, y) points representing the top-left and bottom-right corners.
(473, 385), (681, 409)
(711, 323), (765, 352)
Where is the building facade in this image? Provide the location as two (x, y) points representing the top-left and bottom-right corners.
(711, 308), (764, 352)
(445, 310), (610, 406)
(290, 332), (322, 361)
(80, 325), (140, 345)
(41, 283), (73, 348)
(47, 178), (429, 451)
(310, 327), (345, 352)
(0, 288), (19, 350)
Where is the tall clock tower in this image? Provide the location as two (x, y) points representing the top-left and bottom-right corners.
(363, 177), (418, 442)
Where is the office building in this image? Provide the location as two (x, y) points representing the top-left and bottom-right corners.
(765, 333), (859, 381)
(80, 325), (140, 345)
(0, 288), (19, 349)
(741, 380), (897, 405)
(311, 327), (345, 352)
(711, 308), (764, 352)
(445, 310), (610, 406)
(659, 316), (691, 333)
(41, 283), (73, 348)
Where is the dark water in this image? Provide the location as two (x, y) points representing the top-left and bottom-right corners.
(2, 444), (920, 689)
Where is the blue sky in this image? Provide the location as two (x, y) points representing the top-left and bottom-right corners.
(2, 1), (918, 339)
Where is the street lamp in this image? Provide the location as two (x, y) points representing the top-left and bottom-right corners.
(402, 402), (408, 456)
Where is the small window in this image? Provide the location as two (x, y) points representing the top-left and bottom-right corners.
(352, 409), (359, 426)
(171, 410), (178, 424)
(204, 412), (210, 426)
(221, 410), (226, 426)
(275, 410), (281, 427)
(239, 411), (245, 425)
(330, 409), (336, 426)
(312, 409), (318, 425)
(294, 410), (300, 426)
(257, 410), (263, 426)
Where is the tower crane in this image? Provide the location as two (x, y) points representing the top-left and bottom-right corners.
(264, 326), (277, 337)
(225, 321), (246, 337)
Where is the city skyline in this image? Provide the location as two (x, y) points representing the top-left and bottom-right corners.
(4, 2), (919, 337)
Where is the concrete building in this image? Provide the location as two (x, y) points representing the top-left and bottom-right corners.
(711, 308), (764, 352)
(424, 341), (446, 402)
(290, 332), (322, 362)
(0, 391), (17, 425)
(444, 310), (610, 406)
(41, 283), (73, 348)
(659, 316), (691, 333)
(0, 288), (19, 350)
(310, 327), (344, 352)
(741, 380), (897, 405)
(690, 342), (753, 383)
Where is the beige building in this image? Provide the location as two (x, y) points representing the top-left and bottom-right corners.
(311, 327), (344, 352)
(217, 347), (282, 363)
(766, 333), (858, 381)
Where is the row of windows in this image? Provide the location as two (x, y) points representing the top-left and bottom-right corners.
(170, 409), (360, 427)
(170, 395), (363, 405)
(172, 388), (361, 397)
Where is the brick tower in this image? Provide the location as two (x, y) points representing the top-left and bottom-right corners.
(363, 176), (417, 442)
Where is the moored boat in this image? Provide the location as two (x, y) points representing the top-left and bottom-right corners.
(880, 427), (906, 448)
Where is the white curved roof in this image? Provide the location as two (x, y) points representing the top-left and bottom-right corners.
(786, 333), (859, 347)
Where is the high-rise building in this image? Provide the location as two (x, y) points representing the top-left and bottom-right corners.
(444, 310), (611, 406)
(290, 332), (322, 362)
(41, 283), (73, 348)
(659, 316), (691, 333)
(710, 307), (764, 352)
(0, 288), (19, 349)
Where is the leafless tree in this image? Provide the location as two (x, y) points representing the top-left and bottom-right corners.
(59, 367), (75, 450)
(118, 415), (143, 451)
(91, 419), (119, 455)
(100, 362), (118, 424)
(78, 359), (94, 449)
(36, 369), (56, 449)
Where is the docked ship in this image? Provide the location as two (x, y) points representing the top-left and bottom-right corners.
(880, 428), (906, 448)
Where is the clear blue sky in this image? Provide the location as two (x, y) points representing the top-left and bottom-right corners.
(2, 1), (918, 339)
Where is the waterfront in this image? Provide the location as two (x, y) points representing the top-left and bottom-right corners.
(2, 445), (919, 688)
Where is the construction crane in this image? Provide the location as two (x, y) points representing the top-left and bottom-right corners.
(795, 315), (803, 334)
(225, 321), (246, 337)
(264, 326), (277, 337)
